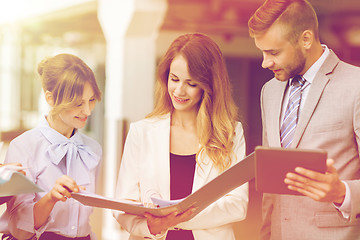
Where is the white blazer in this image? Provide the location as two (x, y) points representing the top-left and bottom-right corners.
(113, 115), (249, 240)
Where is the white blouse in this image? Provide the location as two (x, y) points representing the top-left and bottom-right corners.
(0, 116), (102, 239)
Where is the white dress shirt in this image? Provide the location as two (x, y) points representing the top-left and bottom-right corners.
(280, 45), (330, 123)
(280, 45), (350, 218)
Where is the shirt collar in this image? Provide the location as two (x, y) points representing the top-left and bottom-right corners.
(302, 44), (330, 84)
(38, 115), (82, 145)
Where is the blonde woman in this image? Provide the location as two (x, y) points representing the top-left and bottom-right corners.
(0, 54), (102, 240)
(113, 33), (249, 240)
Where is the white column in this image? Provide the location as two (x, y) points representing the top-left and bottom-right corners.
(0, 25), (21, 132)
(97, 1), (167, 239)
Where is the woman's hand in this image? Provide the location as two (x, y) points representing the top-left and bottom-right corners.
(48, 175), (81, 203)
(34, 175), (85, 228)
(144, 207), (196, 235)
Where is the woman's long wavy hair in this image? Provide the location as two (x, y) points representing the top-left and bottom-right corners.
(147, 33), (238, 172)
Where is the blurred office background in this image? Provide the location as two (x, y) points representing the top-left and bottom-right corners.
(0, 0), (359, 239)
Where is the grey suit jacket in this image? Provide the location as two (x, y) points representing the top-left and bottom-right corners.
(260, 50), (360, 240)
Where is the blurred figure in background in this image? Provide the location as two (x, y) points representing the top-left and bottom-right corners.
(0, 53), (102, 240)
(113, 33), (249, 240)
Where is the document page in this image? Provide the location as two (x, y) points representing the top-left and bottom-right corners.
(0, 167), (44, 197)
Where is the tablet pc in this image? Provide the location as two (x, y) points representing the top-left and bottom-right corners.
(254, 146), (327, 195)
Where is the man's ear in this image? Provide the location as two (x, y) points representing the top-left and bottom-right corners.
(45, 91), (54, 106)
(301, 30), (314, 50)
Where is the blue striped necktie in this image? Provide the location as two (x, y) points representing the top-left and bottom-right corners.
(280, 75), (306, 148)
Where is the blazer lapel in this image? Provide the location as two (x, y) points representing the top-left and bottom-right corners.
(292, 51), (339, 147)
(192, 154), (215, 192)
(151, 115), (171, 200)
(153, 115), (215, 198)
(268, 80), (288, 147)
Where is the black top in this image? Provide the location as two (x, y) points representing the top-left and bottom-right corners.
(166, 153), (196, 240)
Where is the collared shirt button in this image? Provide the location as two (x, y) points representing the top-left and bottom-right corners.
(71, 226), (76, 230)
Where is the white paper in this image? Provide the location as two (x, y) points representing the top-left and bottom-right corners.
(75, 191), (143, 206)
(151, 197), (183, 207)
(0, 165), (30, 183)
(0, 168), (43, 197)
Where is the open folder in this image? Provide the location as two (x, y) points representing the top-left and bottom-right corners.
(0, 168), (44, 197)
(72, 147), (328, 217)
(72, 152), (254, 217)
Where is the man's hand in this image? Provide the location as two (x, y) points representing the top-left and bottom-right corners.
(284, 159), (346, 204)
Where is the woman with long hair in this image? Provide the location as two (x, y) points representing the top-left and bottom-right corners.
(113, 33), (248, 240)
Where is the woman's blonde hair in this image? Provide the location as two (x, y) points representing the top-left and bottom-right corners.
(147, 33), (238, 172)
(38, 53), (101, 117)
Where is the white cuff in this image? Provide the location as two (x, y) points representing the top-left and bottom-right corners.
(333, 181), (351, 219)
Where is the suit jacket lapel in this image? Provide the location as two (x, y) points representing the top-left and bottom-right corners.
(269, 80), (288, 147)
(292, 51), (339, 147)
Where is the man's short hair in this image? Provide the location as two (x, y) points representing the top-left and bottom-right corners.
(248, 0), (319, 43)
